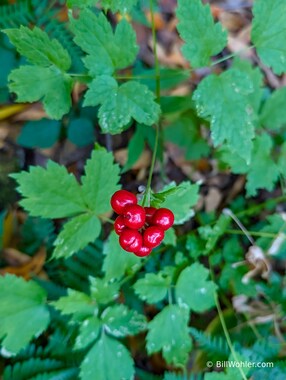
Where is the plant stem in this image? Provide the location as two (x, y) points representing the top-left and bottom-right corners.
(142, 0), (161, 206)
(214, 293), (248, 380)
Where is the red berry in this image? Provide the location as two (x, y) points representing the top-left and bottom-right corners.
(133, 245), (152, 257)
(114, 215), (126, 235)
(111, 190), (137, 214)
(151, 208), (174, 230)
(123, 204), (146, 230)
(119, 229), (142, 253)
(143, 226), (164, 248)
(144, 207), (157, 224)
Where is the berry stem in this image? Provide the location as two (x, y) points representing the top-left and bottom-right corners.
(142, 0), (161, 207)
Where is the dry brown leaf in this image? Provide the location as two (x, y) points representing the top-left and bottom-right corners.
(0, 246), (47, 280)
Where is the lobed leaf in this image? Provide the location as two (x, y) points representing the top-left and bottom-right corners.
(0, 275), (50, 355)
(176, 0), (227, 67)
(176, 263), (218, 312)
(84, 76), (160, 134)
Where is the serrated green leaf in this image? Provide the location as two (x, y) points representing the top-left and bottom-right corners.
(8, 66), (73, 120)
(80, 334), (134, 380)
(245, 134), (279, 196)
(68, 118), (95, 147)
(102, 304), (147, 337)
(221, 134), (279, 197)
(53, 214), (101, 259)
(103, 232), (141, 280)
(133, 272), (172, 303)
(176, 263), (217, 312)
(74, 316), (102, 350)
(232, 58), (263, 114)
(146, 304), (192, 366)
(176, 0), (227, 67)
(11, 161), (86, 219)
(4, 26), (71, 70)
(101, 0), (137, 13)
(89, 277), (119, 304)
(158, 181), (199, 224)
(193, 69), (255, 163)
(84, 75), (160, 134)
(17, 119), (61, 149)
(81, 148), (120, 214)
(261, 87), (286, 130)
(251, 0), (286, 74)
(52, 289), (96, 320)
(71, 10), (138, 75)
(0, 275), (50, 354)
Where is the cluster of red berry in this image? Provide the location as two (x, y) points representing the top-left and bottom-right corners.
(110, 190), (174, 257)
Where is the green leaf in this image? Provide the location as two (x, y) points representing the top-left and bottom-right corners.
(205, 353), (250, 380)
(163, 227), (177, 246)
(4, 26), (71, 70)
(11, 161), (86, 219)
(245, 134), (279, 196)
(71, 10), (138, 75)
(17, 119), (61, 149)
(176, 0), (227, 67)
(164, 115), (210, 160)
(251, 0), (286, 74)
(123, 123), (158, 172)
(89, 277), (119, 304)
(101, 0), (138, 13)
(68, 118), (95, 147)
(198, 214), (231, 254)
(8, 66), (73, 120)
(222, 134), (279, 196)
(176, 263), (218, 312)
(146, 305), (192, 366)
(261, 87), (286, 130)
(80, 334), (134, 380)
(67, 0), (95, 8)
(52, 289), (96, 320)
(84, 75), (160, 134)
(102, 304), (147, 337)
(133, 272), (172, 304)
(81, 147), (120, 214)
(0, 275), (50, 354)
(193, 68), (255, 163)
(53, 214), (101, 259)
(232, 58), (263, 114)
(158, 181), (199, 224)
(103, 231), (141, 280)
(74, 316), (102, 350)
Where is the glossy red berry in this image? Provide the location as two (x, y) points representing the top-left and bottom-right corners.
(143, 226), (164, 248)
(133, 245), (152, 257)
(123, 204), (146, 229)
(114, 215), (126, 235)
(151, 208), (174, 230)
(119, 229), (142, 253)
(110, 190), (137, 214)
(144, 206), (157, 224)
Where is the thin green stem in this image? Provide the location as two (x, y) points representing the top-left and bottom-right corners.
(142, 122), (160, 206)
(225, 229), (280, 239)
(142, 0), (161, 206)
(214, 294), (248, 380)
(211, 45), (255, 67)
